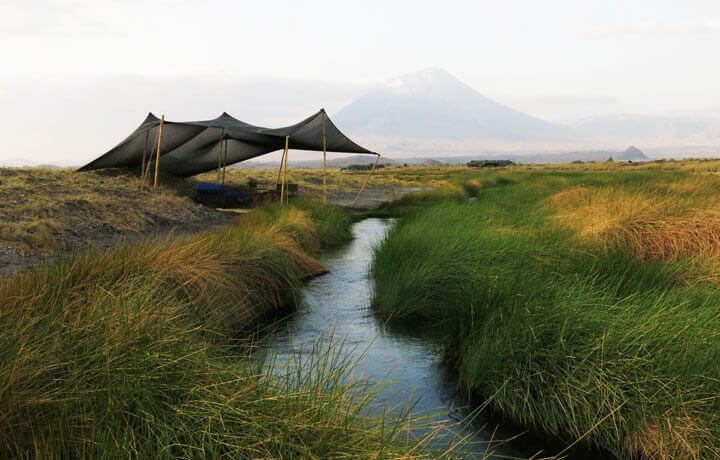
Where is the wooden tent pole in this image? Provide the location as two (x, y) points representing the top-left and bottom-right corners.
(276, 148), (286, 187)
(222, 138), (227, 185)
(280, 135), (289, 203)
(140, 129), (149, 188)
(322, 111), (327, 203)
(144, 150), (154, 183)
(217, 129), (224, 183)
(153, 115), (165, 190)
(351, 154), (380, 209)
(143, 131), (157, 183)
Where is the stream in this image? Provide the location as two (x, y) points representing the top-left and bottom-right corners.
(264, 218), (557, 459)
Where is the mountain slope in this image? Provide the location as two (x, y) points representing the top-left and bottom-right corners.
(334, 68), (569, 141)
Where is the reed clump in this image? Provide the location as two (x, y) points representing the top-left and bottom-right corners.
(0, 200), (443, 458)
(372, 171), (720, 459)
(463, 179), (482, 197)
(548, 178), (720, 263)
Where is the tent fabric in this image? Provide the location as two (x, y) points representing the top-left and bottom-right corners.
(78, 110), (376, 177)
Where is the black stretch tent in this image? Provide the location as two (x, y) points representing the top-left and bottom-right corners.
(78, 110), (377, 177)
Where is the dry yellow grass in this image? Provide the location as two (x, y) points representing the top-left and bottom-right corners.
(465, 179), (482, 192)
(518, 158), (720, 173)
(628, 413), (707, 460)
(547, 177), (720, 277)
(0, 168), (214, 253)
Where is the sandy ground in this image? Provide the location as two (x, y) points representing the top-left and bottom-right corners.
(0, 213), (233, 277)
(325, 185), (428, 209)
(0, 185), (421, 278)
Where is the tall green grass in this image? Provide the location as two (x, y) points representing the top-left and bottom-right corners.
(369, 183), (469, 218)
(0, 200), (447, 458)
(372, 174), (720, 459)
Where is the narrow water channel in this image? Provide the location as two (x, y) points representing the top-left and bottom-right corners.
(264, 218), (542, 459)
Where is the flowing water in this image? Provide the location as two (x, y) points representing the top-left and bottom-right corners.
(264, 218), (584, 458)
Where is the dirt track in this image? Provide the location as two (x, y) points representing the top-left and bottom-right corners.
(325, 186), (428, 210)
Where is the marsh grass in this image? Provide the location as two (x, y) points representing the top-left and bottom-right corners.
(0, 200), (458, 458)
(371, 172), (720, 459)
(369, 183), (468, 218)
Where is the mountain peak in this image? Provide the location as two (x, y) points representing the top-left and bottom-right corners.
(334, 68), (567, 142)
(386, 68), (458, 91)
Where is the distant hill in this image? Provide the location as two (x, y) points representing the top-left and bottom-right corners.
(495, 146), (648, 164)
(233, 155), (385, 170)
(621, 146), (648, 160)
(334, 68), (570, 142)
(0, 158), (76, 169)
(240, 147), (648, 169)
(0, 158), (39, 168)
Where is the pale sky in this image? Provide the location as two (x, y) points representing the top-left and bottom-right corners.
(1, 0), (719, 163)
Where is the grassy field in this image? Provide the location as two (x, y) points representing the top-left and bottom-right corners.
(371, 162), (720, 459)
(5, 159), (718, 254)
(0, 164), (454, 256)
(0, 199), (451, 458)
(0, 168), (218, 254)
(194, 164), (464, 196)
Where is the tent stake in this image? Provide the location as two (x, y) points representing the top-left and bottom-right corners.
(322, 111), (327, 203)
(351, 154), (380, 209)
(153, 115), (165, 190)
(140, 129), (149, 189)
(280, 136), (289, 203)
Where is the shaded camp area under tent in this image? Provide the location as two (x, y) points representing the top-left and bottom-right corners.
(78, 110), (377, 177)
(78, 110), (380, 207)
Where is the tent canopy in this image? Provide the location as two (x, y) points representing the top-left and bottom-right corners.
(78, 109), (376, 177)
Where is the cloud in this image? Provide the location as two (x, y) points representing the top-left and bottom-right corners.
(0, 0), (120, 39)
(0, 74), (369, 164)
(576, 20), (720, 38)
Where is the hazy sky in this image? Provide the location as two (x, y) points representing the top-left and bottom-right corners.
(1, 0), (719, 163)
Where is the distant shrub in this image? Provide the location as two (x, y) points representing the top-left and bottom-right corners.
(467, 159), (515, 168)
(341, 164), (386, 171)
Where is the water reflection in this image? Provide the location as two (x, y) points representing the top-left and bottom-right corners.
(264, 219), (541, 459)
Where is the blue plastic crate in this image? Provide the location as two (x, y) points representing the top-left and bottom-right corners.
(195, 183), (225, 196)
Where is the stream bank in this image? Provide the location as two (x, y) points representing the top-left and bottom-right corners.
(264, 218), (550, 459)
